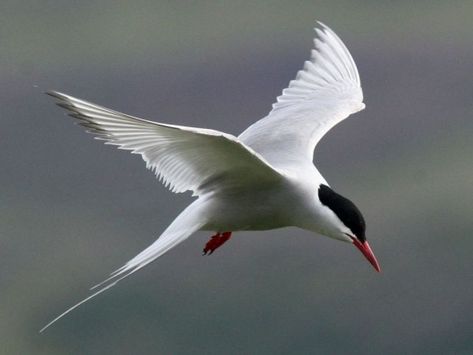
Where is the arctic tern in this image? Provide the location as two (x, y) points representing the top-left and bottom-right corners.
(41, 22), (380, 332)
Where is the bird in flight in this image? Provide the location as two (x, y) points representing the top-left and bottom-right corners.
(41, 22), (380, 332)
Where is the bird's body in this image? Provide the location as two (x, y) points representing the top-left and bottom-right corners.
(41, 22), (380, 332)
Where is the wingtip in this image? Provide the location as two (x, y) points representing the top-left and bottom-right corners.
(45, 90), (65, 100)
(45, 90), (57, 97)
(315, 21), (329, 32)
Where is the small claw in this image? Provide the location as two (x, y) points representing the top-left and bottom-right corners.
(202, 232), (232, 255)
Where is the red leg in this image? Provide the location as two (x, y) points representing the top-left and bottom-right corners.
(203, 232), (232, 255)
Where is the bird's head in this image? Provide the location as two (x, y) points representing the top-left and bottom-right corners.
(318, 184), (380, 272)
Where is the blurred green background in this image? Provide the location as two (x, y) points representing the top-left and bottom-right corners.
(1, 1), (472, 354)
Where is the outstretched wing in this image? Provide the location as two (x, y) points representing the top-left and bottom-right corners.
(48, 91), (283, 195)
(239, 22), (365, 170)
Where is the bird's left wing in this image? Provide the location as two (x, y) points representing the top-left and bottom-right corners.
(239, 22), (365, 171)
(47, 91), (284, 195)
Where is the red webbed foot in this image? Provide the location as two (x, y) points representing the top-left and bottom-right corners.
(202, 232), (232, 255)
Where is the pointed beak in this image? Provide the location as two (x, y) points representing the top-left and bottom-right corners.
(352, 238), (381, 272)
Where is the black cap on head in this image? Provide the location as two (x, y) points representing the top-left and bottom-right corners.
(318, 184), (366, 241)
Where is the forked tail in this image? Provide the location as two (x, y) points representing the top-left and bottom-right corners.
(40, 199), (207, 332)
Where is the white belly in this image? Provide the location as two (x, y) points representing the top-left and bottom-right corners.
(202, 184), (299, 231)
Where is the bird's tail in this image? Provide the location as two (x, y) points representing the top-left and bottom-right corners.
(40, 199), (207, 333)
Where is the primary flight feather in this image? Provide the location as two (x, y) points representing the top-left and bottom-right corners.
(41, 22), (379, 332)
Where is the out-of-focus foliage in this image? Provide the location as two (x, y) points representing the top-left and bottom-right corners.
(1, 1), (472, 354)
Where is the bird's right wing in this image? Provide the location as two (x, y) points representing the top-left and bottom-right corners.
(48, 91), (284, 195)
(239, 23), (364, 171)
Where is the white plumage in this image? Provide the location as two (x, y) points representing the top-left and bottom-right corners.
(240, 22), (364, 169)
(41, 22), (378, 333)
(58, 94), (282, 195)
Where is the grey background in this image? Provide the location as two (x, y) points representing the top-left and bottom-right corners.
(1, 1), (472, 354)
